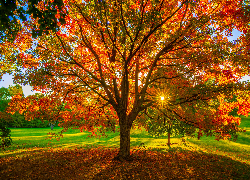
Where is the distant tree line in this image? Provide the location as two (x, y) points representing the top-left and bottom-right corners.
(7, 113), (56, 128)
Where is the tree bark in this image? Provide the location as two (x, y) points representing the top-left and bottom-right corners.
(168, 132), (171, 147)
(50, 123), (55, 130)
(50, 123), (53, 130)
(113, 114), (134, 161)
(167, 124), (171, 147)
(117, 124), (131, 160)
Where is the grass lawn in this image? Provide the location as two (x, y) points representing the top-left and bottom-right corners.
(0, 116), (250, 179)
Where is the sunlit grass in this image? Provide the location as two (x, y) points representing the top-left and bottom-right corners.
(0, 116), (250, 179)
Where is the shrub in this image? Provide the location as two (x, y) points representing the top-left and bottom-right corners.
(0, 115), (13, 149)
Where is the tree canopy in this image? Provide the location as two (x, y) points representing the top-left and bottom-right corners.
(4, 0), (250, 161)
(0, 0), (67, 77)
(0, 0), (67, 42)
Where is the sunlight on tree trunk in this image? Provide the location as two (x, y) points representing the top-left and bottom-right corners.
(115, 125), (131, 161)
(114, 113), (134, 161)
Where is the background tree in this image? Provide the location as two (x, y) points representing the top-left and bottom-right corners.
(0, 86), (50, 128)
(3, 85), (25, 128)
(23, 93), (58, 129)
(0, 86), (13, 149)
(0, 87), (11, 111)
(141, 77), (248, 143)
(143, 109), (196, 147)
(0, 111), (12, 149)
(5, 0), (250, 161)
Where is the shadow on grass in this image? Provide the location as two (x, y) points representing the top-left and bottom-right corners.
(1, 146), (249, 180)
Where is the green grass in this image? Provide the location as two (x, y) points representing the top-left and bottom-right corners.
(0, 127), (121, 157)
(0, 116), (250, 179)
(1, 117), (250, 162)
(185, 116), (250, 164)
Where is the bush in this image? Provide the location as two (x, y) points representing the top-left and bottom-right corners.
(0, 117), (13, 149)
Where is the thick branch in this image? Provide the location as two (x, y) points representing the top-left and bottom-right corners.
(126, 0), (188, 64)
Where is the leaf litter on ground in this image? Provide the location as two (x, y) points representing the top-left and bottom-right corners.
(1, 145), (250, 180)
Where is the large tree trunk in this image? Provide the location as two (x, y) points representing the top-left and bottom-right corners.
(113, 113), (134, 161)
(116, 124), (131, 160)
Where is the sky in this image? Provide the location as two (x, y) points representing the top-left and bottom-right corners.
(0, 28), (249, 97)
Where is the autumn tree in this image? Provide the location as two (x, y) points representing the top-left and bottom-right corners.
(5, 0), (250, 161)
(0, 84), (24, 114)
(139, 77), (248, 143)
(143, 109), (196, 147)
(137, 77), (198, 146)
(0, 85), (24, 130)
(28, 93), (60, 129)
(0, 0), (68, 79)
(0, 85), (23, 149)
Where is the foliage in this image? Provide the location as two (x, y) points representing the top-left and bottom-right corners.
(7, 91), (55, 128)
(4, 0), (250, 160)
(0, 0), (26, 43)
(142, 90), (248, 141)
(0, 86), (12, 112)
(8, 112), (51, 128)
(0, 0), (67, 42)
(0, 0), (67, 78)
(0, 85), (23, 101)
(0, 112), (12, 150)
(7, 84), (23, 97)
(0, 87), (11, 100)
(0, 86), (51, 128)
(0, 99), (10, 112)
(0, 86), (19, 149)
(0, 125), (12, 150)
(141, 107), (196, 138)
